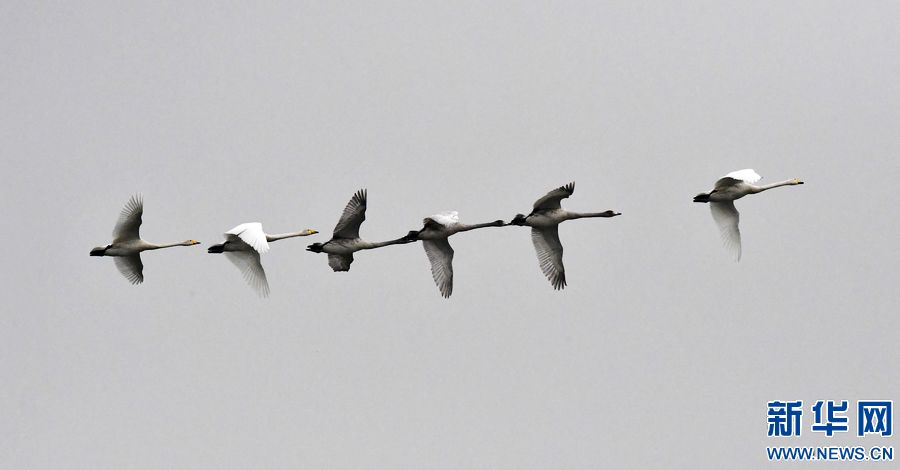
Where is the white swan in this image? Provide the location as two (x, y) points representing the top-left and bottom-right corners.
(207, 223), (318, 297)
(509, 182), (620, 290)
(402, 211), (506, 298)
(306, 189), (413, 272)
(693, 169), (803, 261)
(90, 195), (200, 284)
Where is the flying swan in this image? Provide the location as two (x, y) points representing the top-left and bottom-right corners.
(207, 223), (318, 297)
(402, 211), (506, 298)
(693, 169), (803, 261)
(90, 194), (200, 284)
(306, 189), (413, 272)
(509, 182), (620, 290)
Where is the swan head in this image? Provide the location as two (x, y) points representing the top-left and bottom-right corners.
(304, 229), (319, 235)
(508, 214), (527, 226)
(90, 244), (111, 256)
(602, 210), (621, 217)
(401, 230), (420, 242)
(183, 240), (201, 246)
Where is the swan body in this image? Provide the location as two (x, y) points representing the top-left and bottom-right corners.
(693, 169), (803, 261)
(208, 223), (318, 297)
(306, 189), (413, 272)
(402, 211), (506, 298)
(515, 209), (572, 227)
(90, 195), (200, 284)
(509, 182), (620, 290)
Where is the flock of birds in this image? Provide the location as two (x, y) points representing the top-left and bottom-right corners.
(90, 169), (804, 297)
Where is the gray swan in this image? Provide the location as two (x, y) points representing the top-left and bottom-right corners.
(509, 182), (620, 289)
(307, 189), (413, 272)
(402, 211), (505, 298)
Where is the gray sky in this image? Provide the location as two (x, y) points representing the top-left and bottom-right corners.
(2, 1), (898, 468)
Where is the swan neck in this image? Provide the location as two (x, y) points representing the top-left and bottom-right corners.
(266, 231), (306, 242)
(363, 237), (407, 249)
(751, 180), (795, 193)
(457, 221), (500, 232)
(146, 241), (183, 250)
(569, 211), (613, 219)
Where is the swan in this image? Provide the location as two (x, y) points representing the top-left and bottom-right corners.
(401, 211), (506, 298)
(207, 223), (318, 297)
(90, 194), (200, 284)
(306, 189), (413, 271)
(508, 182), (620, 290)
(693, 169), (803, 261)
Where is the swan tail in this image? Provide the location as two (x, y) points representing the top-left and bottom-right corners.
(306, 243), (324, 253)
(207, 243), (225, 253)
(693, 192), (711, 203)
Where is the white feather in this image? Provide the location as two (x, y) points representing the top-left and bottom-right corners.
(224, 251), (270, 297)
(710, 201), (742, 261)
(225, 223), (270, 254)
(428, 211), (460, 227)
(723, 169), (762, 184)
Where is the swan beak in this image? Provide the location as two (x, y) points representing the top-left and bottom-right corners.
(191, 240), (200, 245)
(309, 230), (319, 234)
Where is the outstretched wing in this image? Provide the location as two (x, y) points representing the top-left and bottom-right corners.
(225, 223), (270, 254)
(425, 211), (459, 228)
(710, 201), (742, 261)
(224, 251), (270, 297)
(532, 182), (575, 210)
(333, 189), (367, 239)
(113, 194), (143, 243)
(715, 169), (761, 189)
(531, 226), (566, 289)
(114, 254), (144, 285)
(423, 238), (454, 298)
(328, 253), (354, 272)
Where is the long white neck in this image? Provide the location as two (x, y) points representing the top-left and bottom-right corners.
(146, 240), (193, 250)
(266, 231), (312, 242)
(749, 179), (802, 194)
(565, 211), (619, 220)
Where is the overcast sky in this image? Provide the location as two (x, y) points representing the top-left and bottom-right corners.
(2, 1), (898, 468)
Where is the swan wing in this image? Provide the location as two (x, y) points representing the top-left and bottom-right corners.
(531, 226), (566, 289)
(224, 250), (270, 297)
(114, 254), (144, 285)
(225, 223), (270, 254)
(112, 194), (143, 243)
(333, 189), (367, 239)
(710, 201), (742, 261)
(423, 238), (454, 298)
(532, 182), (575, 210)
(725, 169), (762, 183)
(328, 253), (354, 272)
(715, 169), (761, 188)
(425, 211), (459, 227)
